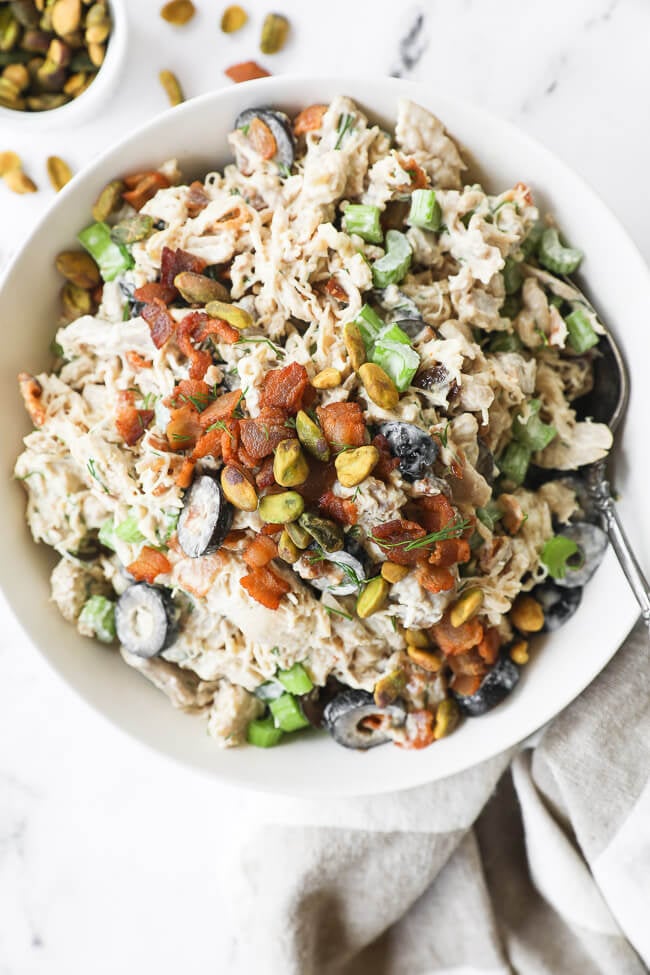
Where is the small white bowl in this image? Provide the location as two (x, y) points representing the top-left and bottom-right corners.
(0, 0), (127, 129)
(1, 76), (648, 796)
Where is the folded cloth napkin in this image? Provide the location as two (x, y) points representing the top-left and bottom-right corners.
(223, 621), (649, 974)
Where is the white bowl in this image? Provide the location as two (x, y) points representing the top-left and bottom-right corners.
(0, 0), (127, 129)
(1, 76), (648, 796)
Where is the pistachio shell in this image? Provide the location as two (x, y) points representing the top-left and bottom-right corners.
(343, 321), (366, 371)
(0, 150), (21, 176)
(358, 362), (399, 410)
(433, 698), (459, 740)
(273, 438), (309, 488)
(220, 4), (247, 33)
(258, 490), (304, 524)
(295, 409), (330, 462)
(110, 214), (155, 245)
(175, 271), (230, 305)
(2, 62), (29, 90)
(205, 300), (252, 330)
(277, 528), (299, 564)
(298, 513), (343, 553)
(406, 645), (442, 673)
(381, 561), (409, 583)
(61, 281), (93, 319)
(63, 70), (86, 95)
(46, 155), (72, 191)
(51, 0), (81, 37)
(26, 91), (68, 110)
(160, 0), (195, 26)
(373, 669), (406, 708)
(449, 588), (484, 628)
(10, 1), (40, 29)
(259, 12), (289, 54)
(21, 29), (53, 53)
(285, 520), (311, 549)
(509, 639), (529, 665)
(0, 76), (20, 104)
(335, 445), (379, 488)
(405, 627), (429, 648)
(55, 249), (100, 288)
(311, 367), (342, 390)
(92, 178), (125, 222)
(87, 40), (104, 66)
(0, 9), (20, 53)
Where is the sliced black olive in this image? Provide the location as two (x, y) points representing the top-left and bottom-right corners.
(534, 580), (582, 632)
(301, 676), (346, 729)
(115, 583), (178, 658)
(234, 108), (295, 169)
(378, 420), (439, 480)
(177, 475), (233, 558)
(308, 549), (367, 596)
(412, 363), (459, 401)
(452, 656), (520, 717)
(553, 521), (608, 589)
(323, 689), (406, 749)
(476, 439), (497, 486)
(118, 279), (145, 318)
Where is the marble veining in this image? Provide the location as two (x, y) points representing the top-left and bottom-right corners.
(1, 0), (650, 971)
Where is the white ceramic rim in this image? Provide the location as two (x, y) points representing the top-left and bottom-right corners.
(0, 0), (127, 129)
(1, 75), (647, 797)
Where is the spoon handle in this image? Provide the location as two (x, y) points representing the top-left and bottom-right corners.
(588, 462), (650, 632)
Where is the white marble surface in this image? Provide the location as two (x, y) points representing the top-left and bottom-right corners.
(1, 0), (649, 971)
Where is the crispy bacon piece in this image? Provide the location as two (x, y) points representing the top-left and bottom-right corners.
(186, 180), (211, 218)
(395, 709), (436, 750)
(248, 117), (277, 160)
(259, 362), (309, 415)
(176, 311), (238, 382)
(371, 518), (427, 566)
(18, 372), (46, 427)
(477, 627), (500, 665)
(432, 612), (484, 657)
(372, 434), (400, 482)
(127, 546), (171, 584)
(220, 419), (241, 464)
(417, 493), (455, 533)
(170, 379), (212, 411)
(397, 156), (429, 191)
(191, 429), (222, 461)
(450, 674), (482, 697)
(224, 61), (271, 83)
(240, 565), (290, 610)
(125, 351), (153, 370)
(239, 410), (295, 461)
(318, 490), (358, 526)
(416, 564), (455, 594)
(198, 390), (243, 428)
(133, 281), (177, 305)
(448, 650), (488, 678)
(428, 538), (471, 569)
(255, 456), (276, 490)
(221, 529), (248, 551)
(141, 298), (175, 349)
(115, 390), (154, 446)
(316, 401), (366, 451)
(166, 403), (203, 452)
(243, 534), (278, 568)
(293, 104), (328, 135)
(122, 171), (170, 211)
(160, 247), (207, 289)
(325, 276), (348, 302)
(175, 458), (196, 488)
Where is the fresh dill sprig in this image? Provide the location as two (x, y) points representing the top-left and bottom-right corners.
(323, 604), (353, 622)
(371, 516), (470, 552)
(235, 337), (286, 358)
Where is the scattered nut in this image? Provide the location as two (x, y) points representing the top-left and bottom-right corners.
(221, 4), (247, 33)
(509, 639), (530, 665)
(343, 321), (366, 371)
(405, 627), (430, 648)
(295, 409), (330, 463)
(381, 561), (409, 584)
(273, 438), (309, 488)
(0, 150), (21, 176)
(510, 594), (544, 633)
(4, 167), (37, 193)
(406, 644), (442, 673)
(449, 588), (484, 628)
(285, 520), (311, 549)
(277, 528), (299, 564)
(373, 669), (406, 708)
(260, 12), (289, 54)
(433, 699), (459, 740)
(55, 250), (100, 288)
(205, 300), (252, 330)
(335, 444), (379, 488)
(220, 464), (258, 512)
(298, 513), (343, 553)
(358, 362), (399, 409)
(92, 178), (126, 222)
(356, 576), (389, 619)
(47, 155), (73, 191)
(160, 0), (195, 26)
(2, 63), (29, 90)
(175, 271), (230, 305)
(52, 0), (82, 37)
(159, 69), (184, 106)
(311, 367), (341, 390)
(60, 281), (94, 320)
(258, 490), (304, 525)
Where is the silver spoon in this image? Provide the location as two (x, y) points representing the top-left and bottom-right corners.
(530, 266), (650, 631)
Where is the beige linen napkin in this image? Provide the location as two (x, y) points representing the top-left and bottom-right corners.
(224, 622), (649, 974)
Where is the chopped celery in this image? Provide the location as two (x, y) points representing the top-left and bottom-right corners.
(352, 304), (384, 348)
(520, 220), (544, 257)
(269, 693), (310, 732)
(376, 322), (411, 346)
(540, 535), (583, 580)
(371, 339), (420, 392)
(565, 306), (599, 354)
(538, 227), (583, 275)
(500, 295), (522, 321)
(79, 595), (116, 644)
(115, 512), (145, 544)
(499, 441), (531, 486)
(502, 257), (523, 295)
(277, 663), (314, 695)
(407, 189), (441, 231)
(254, 681), (286, 702)
(371, 230), (413, 288)
(98, 518), (116, 551)
(476, 501), (504, 532)
(78, 221), (134, 282)
(247, 716), (283, 747)
(343, 204), (383, 244)
(512, 399), (557, 452)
